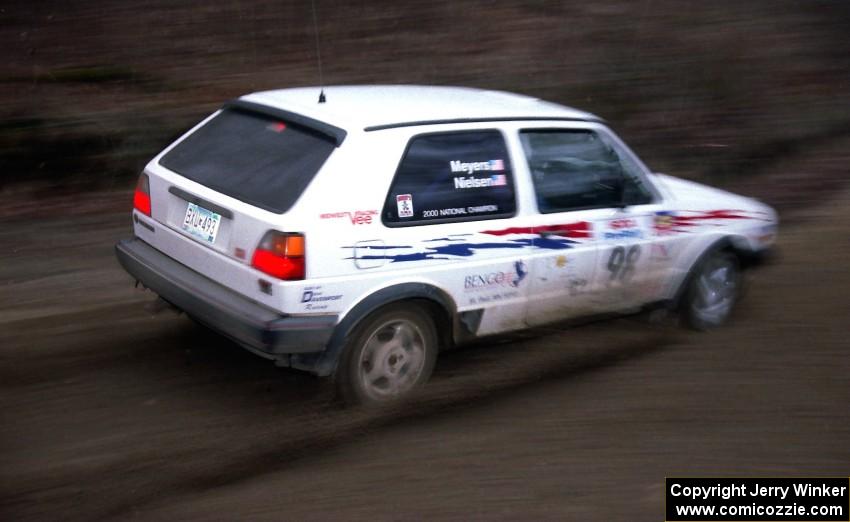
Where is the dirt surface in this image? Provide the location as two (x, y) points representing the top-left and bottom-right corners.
(1, 170), (849, 521)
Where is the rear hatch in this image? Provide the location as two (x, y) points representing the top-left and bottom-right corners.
(135, 101), (344, 307)
(160, 102), (339, 216)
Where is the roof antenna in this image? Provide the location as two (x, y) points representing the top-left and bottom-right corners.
(310, 0), (326, 103)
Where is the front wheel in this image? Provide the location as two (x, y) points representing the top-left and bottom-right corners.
(682, 250), (741, 330)
(335, 303), (438, 406)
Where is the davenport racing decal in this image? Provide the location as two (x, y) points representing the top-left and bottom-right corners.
(300, 286), (343, 311)
(320, 209), (378, 225)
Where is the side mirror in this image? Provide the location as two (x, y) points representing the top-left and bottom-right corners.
(614, 175), (628, 209)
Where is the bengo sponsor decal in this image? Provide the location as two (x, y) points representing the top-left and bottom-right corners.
(464, 261), (528, 291)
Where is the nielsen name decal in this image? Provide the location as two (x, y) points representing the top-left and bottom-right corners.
(453, 175), (508, 189)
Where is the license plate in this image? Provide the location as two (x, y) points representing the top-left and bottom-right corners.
(182, 203), (221, 244)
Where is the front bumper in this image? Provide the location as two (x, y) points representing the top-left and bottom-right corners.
(115, 238), (337, 357)
(742, 245), (779, 269)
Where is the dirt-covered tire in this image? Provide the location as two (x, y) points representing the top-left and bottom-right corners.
(681, 249), (741, 330)
(334, 303), (438, 406)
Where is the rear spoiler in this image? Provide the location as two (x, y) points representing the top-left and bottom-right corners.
(224, 99), (347, 147)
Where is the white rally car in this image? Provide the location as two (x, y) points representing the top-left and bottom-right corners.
(116, 85), (778, 404)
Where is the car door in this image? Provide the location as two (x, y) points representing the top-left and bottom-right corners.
(518, 127), (666, 325)
(518, 128), (607, 325)
(375, 128), (531, 337)
(590, 206), (658, 312)
(587, 130), (672, 311)
(525, 206), (606, 326)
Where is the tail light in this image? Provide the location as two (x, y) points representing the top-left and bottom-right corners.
(133, 173), (152, 216)
(251, 231), (305, 280)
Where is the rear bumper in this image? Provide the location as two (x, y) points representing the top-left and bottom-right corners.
(115, 237), (337, 357)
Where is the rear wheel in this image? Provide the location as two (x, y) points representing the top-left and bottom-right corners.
(682, 249), (741, 330)
(335, 303), (438, 406)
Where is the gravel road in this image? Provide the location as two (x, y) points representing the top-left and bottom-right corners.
(1, 185), (848, 521)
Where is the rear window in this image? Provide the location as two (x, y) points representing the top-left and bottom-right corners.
(160, 107), (336, 214)
(382, 130), (516, 226)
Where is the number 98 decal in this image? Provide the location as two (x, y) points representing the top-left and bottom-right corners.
(607, 245), (641, 282)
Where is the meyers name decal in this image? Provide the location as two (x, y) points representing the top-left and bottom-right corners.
(449, 159), (505, 174)
(450, 159), (507, 190)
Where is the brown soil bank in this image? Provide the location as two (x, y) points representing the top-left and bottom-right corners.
(0, 180), (849, 521)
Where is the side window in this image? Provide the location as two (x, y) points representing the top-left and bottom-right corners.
(382, 130), (516, 225)
(597, 132), (655, 207)
(520, 129), (653, 213)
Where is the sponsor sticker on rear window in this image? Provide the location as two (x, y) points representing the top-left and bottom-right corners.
(396, 194), (414, 218)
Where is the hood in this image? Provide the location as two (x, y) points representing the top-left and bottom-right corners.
(652, 173), (775, 217)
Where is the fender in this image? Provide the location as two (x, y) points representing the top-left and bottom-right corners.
(299, 283), (458, 377)
(670, 235), (745, 308)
